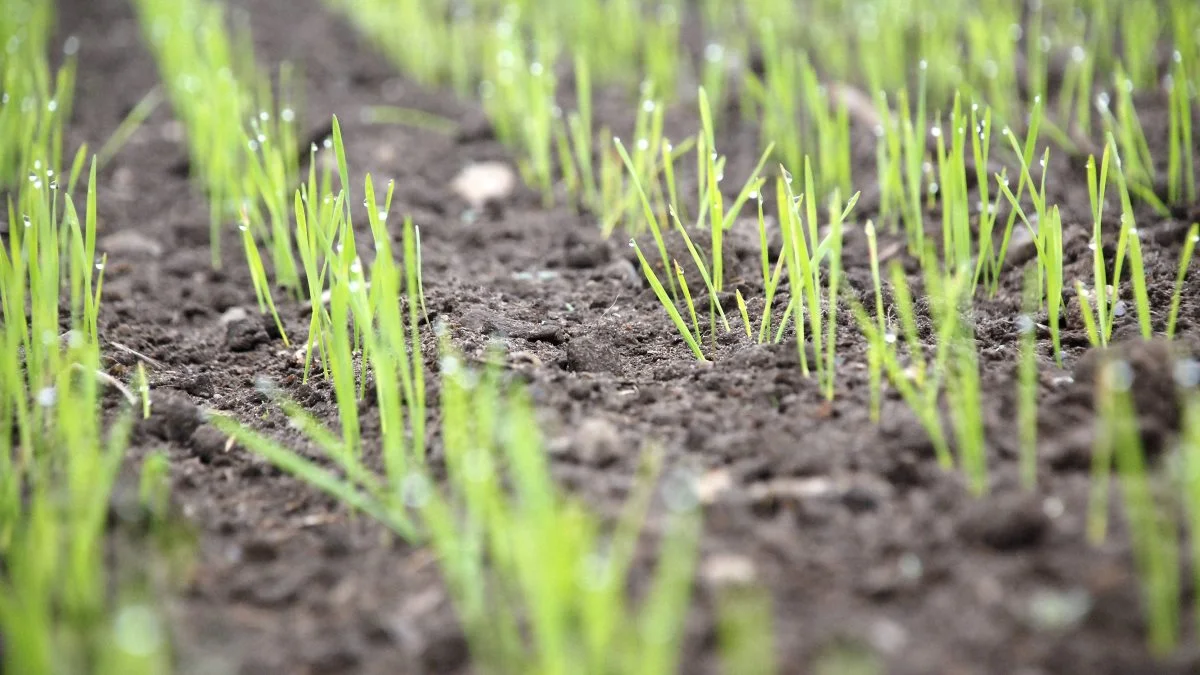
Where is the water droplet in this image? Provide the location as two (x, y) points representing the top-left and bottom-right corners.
(628, 239), (636, 248)
(883, 333), (897, 344)
(642, 100), (656, 113)
(281, 108), (295, 122)
(22, 215), (31, 227)
(1106, 360), (1133, 391)
(636, 138), (650, 151)
(1071, 46), (1086, 63)
(899, 553), (922, 580)
(1174, 359), (1200, 388)
(63, 36), (79, 55)
(918, 59), (928, 70)
(1016, 314), (1035, 334)
(930, 126), (942, 138)
(781, 168), (793, 184)
(530, 62), (544, 76)
(36, 387), (56, 407)
(704, 43), (725, 62)
(322, 138), (333, 149)
(662, 467), (698, 513)
(401, 473), (431, 508)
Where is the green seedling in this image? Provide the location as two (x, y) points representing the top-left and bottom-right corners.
(1088, 360), (1181, 654)
(779, 158), (859, 398)
(716, 582), (777, 675)
(133, 0), (303, 294)
(863, 221), (887, 422)
(1017, 270), (1040, 490)
(1167, 224), (1200, 339)
(1166, 54), (1196, 205)
(95, 87), (162, 169)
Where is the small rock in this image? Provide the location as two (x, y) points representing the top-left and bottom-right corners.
(160, 120), (184, 143)
(869, 618), (908, 655)
(602, 258), (642, 287)
(519, 324), (567, 345)
(188, 423), (230, 463)
(99, 230), (164, 259)
(701, 553), (757, 587)
(1023, 587), (1092, 631)
(182, 373), (214, 398)
(218, 307), (250, 325)
(565, 242), (611, 269)
(451, 161), (515, 209)
(747, 477), (836, 503)
(695, 468), (733, 505)
(207, 287), (241, 313)
(141, 391), (201, 443)
(565, 333), (623, 374)
(226, 317), (269, 352)
(574, 417), (622, 467)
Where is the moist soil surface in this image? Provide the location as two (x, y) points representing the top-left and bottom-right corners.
(57, 0), (1200, 673)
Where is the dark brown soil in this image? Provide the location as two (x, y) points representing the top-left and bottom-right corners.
(57, 0), (1200, 673)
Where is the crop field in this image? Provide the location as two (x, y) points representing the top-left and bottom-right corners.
(4, 0), (1200, 672)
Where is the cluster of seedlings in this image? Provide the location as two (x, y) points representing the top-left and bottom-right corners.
(1, 2), (169, 672)
(5, 0), (1200, 672)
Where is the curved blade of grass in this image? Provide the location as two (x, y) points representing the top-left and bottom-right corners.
(631, 240), (706, 361)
